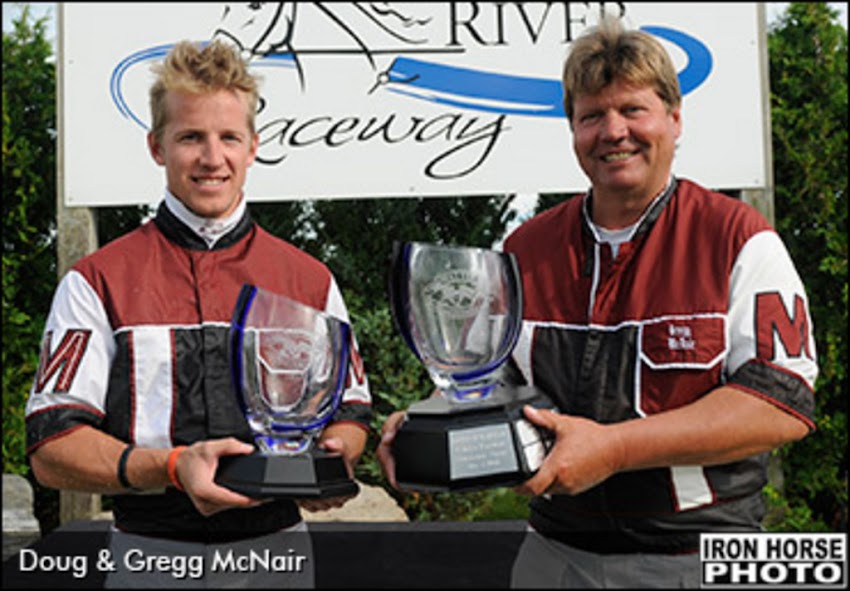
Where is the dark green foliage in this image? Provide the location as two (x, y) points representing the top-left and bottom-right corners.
(2, 6), (55, 477)
(3, 5), (60, 535)
(766, 2), (848, 532)
(535, 192), (579, 215)
(96, 205), (155, 245)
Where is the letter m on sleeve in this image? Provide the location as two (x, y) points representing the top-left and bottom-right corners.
(34, 329), (92, 393)
(755, 293), (813, 361)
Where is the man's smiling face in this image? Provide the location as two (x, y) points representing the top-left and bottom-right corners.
(148, 89), (258, 219)
(571, 80), (681, 207)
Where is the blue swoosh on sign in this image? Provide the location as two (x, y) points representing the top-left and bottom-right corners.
(383, 57), (566, 118)
(109, 42), (297, 130)
(641, 26), (714, 95)
(381, 26), (713, 117)
(110, 27), (712, 125)
(110, 44), (173, 128)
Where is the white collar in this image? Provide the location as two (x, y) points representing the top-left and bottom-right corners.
(163, 190), (246, 249)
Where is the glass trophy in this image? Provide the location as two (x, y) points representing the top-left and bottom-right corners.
(215, 284), (359, 499)
(389, 242), (553, 492)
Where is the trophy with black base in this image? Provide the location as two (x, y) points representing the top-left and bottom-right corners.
(215, 284), (358, 499)
(389, 242), (554, 492)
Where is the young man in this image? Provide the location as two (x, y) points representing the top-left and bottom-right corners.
(26, 40), (371, 585)
(502, 17), (817, 587)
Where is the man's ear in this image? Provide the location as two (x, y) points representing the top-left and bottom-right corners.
(247, 132), (259, 166)
(147, 132), (165, 165)
(671, 106), (682, 140)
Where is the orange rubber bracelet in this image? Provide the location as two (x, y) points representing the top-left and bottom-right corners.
(167, 446), (187, 491)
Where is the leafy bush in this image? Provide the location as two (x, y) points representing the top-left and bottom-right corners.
(768, 2), (848, 532)
(2, 6), (55, 477)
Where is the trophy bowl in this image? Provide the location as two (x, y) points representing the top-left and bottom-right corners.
(389, 242), (553, 492)
(215, 284), (359, 499)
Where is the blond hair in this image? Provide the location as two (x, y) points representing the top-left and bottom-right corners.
(561, 17), (681, 121)
(149, 40), (260, 141)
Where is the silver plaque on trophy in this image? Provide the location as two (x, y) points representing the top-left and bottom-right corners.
(389, 242), (553, 492)
(215, 284), (358, 499)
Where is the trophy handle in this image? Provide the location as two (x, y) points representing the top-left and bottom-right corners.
(230, 284), (259, 417)
(389, 241), (420, 358)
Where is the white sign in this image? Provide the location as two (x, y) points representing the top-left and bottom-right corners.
(59, 2), (767, 206)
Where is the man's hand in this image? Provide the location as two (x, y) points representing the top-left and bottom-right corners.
(297, 436), (359, 512)
(515, 386), (813, 499)
(514, 406), (625, 497)
(298, 421), (368, 512)
(175, 437), (267, 516)
(376, 410), (407, 490)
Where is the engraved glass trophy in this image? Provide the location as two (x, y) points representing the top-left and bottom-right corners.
(215, 284), (358, 499)
(389, 242), (553, 492)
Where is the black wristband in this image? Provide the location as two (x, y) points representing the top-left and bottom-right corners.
(117, 444), (141, 492)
